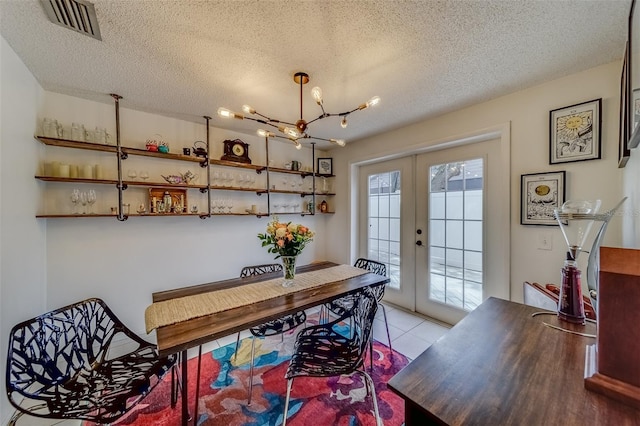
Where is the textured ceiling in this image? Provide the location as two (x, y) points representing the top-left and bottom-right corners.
(0, 0), (631, 146)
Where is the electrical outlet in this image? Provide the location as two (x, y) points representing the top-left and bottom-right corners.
(537, 232), (552, 251)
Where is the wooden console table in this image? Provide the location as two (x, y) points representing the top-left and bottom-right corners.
(388, 297), (640, 425)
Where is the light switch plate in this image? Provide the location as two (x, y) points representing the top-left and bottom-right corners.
(537, 232), (552, 251)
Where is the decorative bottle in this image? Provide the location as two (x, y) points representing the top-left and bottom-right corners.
(557, 251), (586, 325)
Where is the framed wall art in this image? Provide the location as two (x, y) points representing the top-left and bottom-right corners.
(620, 43), (631, 168)
(631, 88), (640, 148)
(317, 157), (333, 175)
(521, 171), (566, 226)
(549, 98), (602, 164)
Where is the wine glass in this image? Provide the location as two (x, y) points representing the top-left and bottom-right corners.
(236, 174), (244, 188)
(80, 191), (88, 214)
(139, 170), (149, 181)
(226, 198), (233, 213)
(281, 178), (288, 190)
(87, 190), (96, 214)
(70, 189), (80, 214)
(127, 169), (137, 181)
(212, 171), (220, 186)
(273, 202), (281, 213)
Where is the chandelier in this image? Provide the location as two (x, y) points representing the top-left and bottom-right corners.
(217, 72), (380, 149)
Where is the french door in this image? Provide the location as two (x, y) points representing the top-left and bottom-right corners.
(358, 157), (416, 309)
(415, 138), (508, 324)
(359, 137), (509, 325)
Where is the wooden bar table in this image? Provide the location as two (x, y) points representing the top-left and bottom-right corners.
(146, 261), (390, 426)
(388, 297), (640, 425)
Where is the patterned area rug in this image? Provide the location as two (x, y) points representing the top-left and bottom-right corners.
(86, 318), (409, 426)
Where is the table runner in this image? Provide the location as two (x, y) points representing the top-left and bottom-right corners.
(145, 264), (369, 333)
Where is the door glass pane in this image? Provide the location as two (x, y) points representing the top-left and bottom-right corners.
(368, 171), (401, 289)
(428, 159), (484, 311)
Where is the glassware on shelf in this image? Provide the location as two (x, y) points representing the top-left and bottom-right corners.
(226, 198), (233, 213)
(139, 170), (149, 181)
(79, 191), (88, 214)
(212, 171), (220, 186)
(70, 189), (80, 214)
(127, 169), (137, 181)
(86, 190), (96, 214)
(236, 174), (245, 188)
(71, 123), (85, 141)
(321, 177), (329, 193)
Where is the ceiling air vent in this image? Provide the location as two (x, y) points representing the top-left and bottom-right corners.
(40, 0), (102, 40)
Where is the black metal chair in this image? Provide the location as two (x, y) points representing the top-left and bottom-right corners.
(282, 284), (382, 426)
(5, 298), (177, 425)
(323, 258), (392, 358)
(235, 263), (307, 404)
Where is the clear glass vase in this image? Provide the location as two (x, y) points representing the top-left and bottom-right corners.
(281, 256), (297, 287)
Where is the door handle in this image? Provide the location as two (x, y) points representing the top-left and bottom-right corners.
(416, 240), (423, 246)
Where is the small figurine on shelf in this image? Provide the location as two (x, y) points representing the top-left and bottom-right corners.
(320, 200), (328, 213)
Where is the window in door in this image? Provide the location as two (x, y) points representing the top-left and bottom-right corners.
(429, 159), (483, 311)
(368, 171), (401, 289)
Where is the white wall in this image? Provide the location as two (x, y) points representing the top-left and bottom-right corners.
(328, 61), (626, 304)
(0, 36), (47, 423)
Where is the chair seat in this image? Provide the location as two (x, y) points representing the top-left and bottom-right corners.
(324, 294), (357, 317)
(249, 310), (307, 337)
(286, 329), (363, 378)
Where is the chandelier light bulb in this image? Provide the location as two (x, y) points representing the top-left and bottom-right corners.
(311, 86), (323, 104)
(283, 126), (301, 139)
(294, 140), (302, 150)
(217, 107), (243, 119)
(257, 129), (273, 137)
(242, 104), (256, 114)
(366, 96), (381, 108)
(340, 117), (348, 128)
(330, 138), (346, 147)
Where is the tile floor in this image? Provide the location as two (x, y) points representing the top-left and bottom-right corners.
(12, 303), (450, 425)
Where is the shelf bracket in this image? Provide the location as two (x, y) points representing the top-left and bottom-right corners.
(199, 188), (208, 194)
(203, 115), (212, 218)
(110, 93), (127, 221)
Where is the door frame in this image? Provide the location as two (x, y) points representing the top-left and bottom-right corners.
(347, 123), (512, 309)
